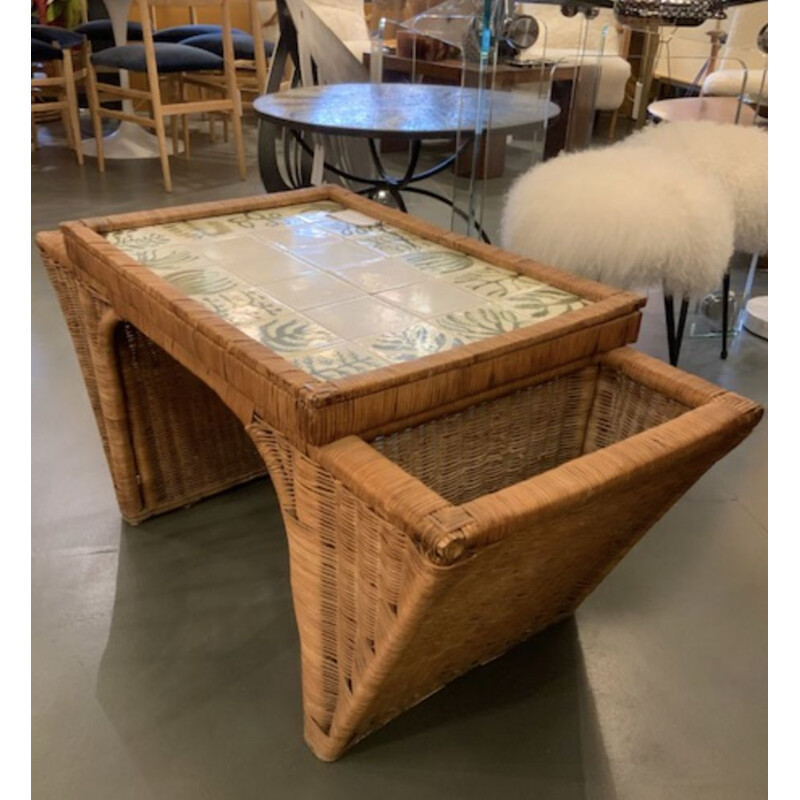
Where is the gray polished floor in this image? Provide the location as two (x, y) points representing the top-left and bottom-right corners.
(32, 120), (767, 800)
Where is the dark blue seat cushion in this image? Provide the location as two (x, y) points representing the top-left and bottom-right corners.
(180, 32), (274, 60)
(31, 25), (84, 49)
(32, 38), (63, 62)
(152, 24), (246, 43)
(74, 20), (144, 43)
(91, 43), (224, 74)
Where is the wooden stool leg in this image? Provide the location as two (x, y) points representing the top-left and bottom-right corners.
(63, 49), (84, 165)
(155, 112), (173, 192)
(85, 61), (105, 172)
(180, 77), (190, 159)
(56, 62), (75, 153)
(231, 109), (246, 180)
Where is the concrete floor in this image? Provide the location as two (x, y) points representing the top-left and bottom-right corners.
(32, 119), (767, 800)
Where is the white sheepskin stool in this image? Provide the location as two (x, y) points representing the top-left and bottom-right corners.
(622, 120), (768, 254)
(500, 145), (735, 365)
(621, 120), (767, 357)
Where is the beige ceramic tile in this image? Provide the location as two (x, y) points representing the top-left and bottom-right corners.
(289, 344), (389, 381)
(377, 280), (485, 318)
(313, 216), (376, 239)
(335, 259), (428, 293)
(261, 272), (363, 311)
(304, 296), (421, 341)
(357, 321), (460, 364)
(294, 240), (383, 270)
(248, 223), (335, 250)
(239, 312), (341, 354)
(198, 237), (318, 284)
(327, 209), (383, 228)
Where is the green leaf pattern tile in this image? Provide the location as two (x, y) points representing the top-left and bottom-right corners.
(161, 219), (236, 239)
(289, 346), (388, 380)
(166, 269), (240, 296)
(106, 228), (172, 250)
(359, 230), (423, 256)
(447, 263), (546, 299)
(195, 287), (290, 328)
(402, 251), (474, 275)
(434, 306), (523, 342)
(124, 246), (208, 273)
(242, 316), (341, 354)
(500, 288), (587, 321)
(360, 322), (457, 364)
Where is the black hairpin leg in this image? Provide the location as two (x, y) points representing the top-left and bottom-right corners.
(720, 271), (730, 360)
(664, 294), (689, 366)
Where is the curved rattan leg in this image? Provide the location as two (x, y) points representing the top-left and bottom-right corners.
(37, 234), (266, 524)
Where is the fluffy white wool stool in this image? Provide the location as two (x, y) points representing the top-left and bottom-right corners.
(621, 120), (768, 254)
(500, 145), (735, 299)
(621, 120), (768, 359)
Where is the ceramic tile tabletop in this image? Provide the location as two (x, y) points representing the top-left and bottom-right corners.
(106, 201), (590, 381)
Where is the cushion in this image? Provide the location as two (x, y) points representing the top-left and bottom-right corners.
(702, 69), (768, 100)
(180, 32), (274, 60)
(32, 38), (63, 62)
(152, 24), (246, 43)
(31, 25), (84, 49)
(91, 43), (224, 74)
(500, 146), (736, 298)
(73, 20), (144, 43)
(517, 49), (631, 111)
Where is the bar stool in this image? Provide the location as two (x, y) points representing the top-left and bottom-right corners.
(623, 120), (768, 358)
(500, 144), (736, 366)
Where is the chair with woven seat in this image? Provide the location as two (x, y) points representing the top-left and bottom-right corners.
(85, 0), (246, 192)
(31, 26), (86, 164)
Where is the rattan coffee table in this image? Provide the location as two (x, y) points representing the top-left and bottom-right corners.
(37, 185), (762, 761)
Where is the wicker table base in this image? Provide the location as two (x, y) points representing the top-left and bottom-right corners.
(37, 187), (762, 761)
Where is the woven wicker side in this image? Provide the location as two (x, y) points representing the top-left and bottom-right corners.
(113, 322), (267, 516)
(37, 231), (113, 471)
(273, 353), (762, 761)
(38, 231), (266, 524)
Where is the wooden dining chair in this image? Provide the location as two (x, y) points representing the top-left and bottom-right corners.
(31, 26), (86, 165)
(85, 0), (246, 192)
(179, 0), (271, 114)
